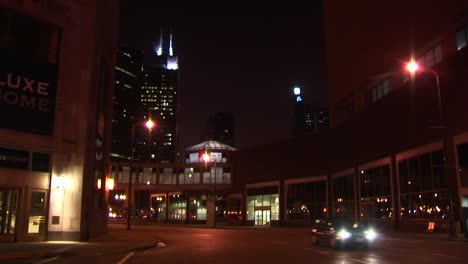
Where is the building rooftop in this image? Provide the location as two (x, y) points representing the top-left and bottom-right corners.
(186, 140), (237, 152)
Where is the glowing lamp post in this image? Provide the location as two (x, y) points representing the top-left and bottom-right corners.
(405, 60), (456, 238)
(203, 151), (218, 227)
(127, 119), (155, 231)
(405, 60), (442, 122)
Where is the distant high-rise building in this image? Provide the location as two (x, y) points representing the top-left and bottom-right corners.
(304, 107), (329, 133)
(201, 112), (235, 147)
(292, 86), (329, 136)
(292, 86), (306, 136)
(136, 28), (179, 163)
(111, 47), (144, 160)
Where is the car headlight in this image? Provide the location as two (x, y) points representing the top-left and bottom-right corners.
(364, 229), (377, 241)
(337, 229), (351, 240)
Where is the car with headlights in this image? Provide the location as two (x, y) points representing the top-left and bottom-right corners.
(310, 216), (377, 249)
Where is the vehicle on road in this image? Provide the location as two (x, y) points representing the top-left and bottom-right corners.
(310, 216), (377, 249)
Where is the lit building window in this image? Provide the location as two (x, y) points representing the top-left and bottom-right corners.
(369, 79), (390, 103)
(416, 44), (442, 69)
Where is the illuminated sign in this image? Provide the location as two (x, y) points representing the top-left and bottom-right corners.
(0, 147), (29, 170)
(0, 51), (58, 135)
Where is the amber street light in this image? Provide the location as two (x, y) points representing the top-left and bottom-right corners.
(127, 119), (155, 231)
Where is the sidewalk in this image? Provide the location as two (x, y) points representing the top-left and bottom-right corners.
(381, 229), (468, 242)
(0, 224), (161, 262)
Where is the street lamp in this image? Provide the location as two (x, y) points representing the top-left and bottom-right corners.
(405, 60), (442, 123)
(127, 119), (155, 231)
(405, 60), (455, 238)
(203, 150), (217, 227)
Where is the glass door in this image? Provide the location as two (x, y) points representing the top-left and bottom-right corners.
(254, 210), (271, 226)
(28, 191), (46, 240)
(262, 210), (271, 226)
(0, 189), (18, 241)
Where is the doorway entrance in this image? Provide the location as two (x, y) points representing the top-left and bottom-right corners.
(254, 210), (271, 226)
(0, 189), (18, 242)
(27, 191), (47, 241)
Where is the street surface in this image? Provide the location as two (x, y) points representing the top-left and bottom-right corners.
(4, 224), (468, 264)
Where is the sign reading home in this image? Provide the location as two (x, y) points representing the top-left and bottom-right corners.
(0, 51), (58, 135)
(0, 147), (29, 170)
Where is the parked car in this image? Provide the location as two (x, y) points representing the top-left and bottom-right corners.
(310, 216), (377, 249)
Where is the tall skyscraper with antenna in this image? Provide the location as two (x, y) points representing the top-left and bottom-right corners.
(135, 28), (179, 163)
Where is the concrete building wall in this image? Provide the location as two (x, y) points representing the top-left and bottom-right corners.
(0, 0), (118, 242)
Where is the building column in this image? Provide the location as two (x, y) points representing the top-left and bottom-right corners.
(185, 192), (190, 224)
(241, 188), (247, 225)
(443, 134), (461, 236)
(354, 166), (361, 221)
(279, 180), (286, 226)
(165, 192), (169, 224)
(390, 154), (401, 230)
(327, 174), (333, 218)
(206, 192), (216, 227)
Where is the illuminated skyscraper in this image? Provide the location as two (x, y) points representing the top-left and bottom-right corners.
(136, 28), (179, 163)
(304, 107), (329, 134)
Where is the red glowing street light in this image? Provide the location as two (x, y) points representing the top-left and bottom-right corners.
(202, 152), (210, 163)
(405, 59), (457, 238)
(145, 119), (155, 130)
(127, 118), (155, 231)
(405, 60), (419, 74)
(405, 60), (442, 122)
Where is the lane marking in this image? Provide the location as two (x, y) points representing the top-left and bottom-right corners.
(303, 247), (330, 255)
(349, 258), (369, 264)
(35, 257), (60, 264)
(116, 252), (135, 264)
(380, 237), (420, 243)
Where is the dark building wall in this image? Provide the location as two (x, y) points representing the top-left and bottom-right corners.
(201, 112), (235, 147)
(112, 47), (144, 159)
(0, 0), (119, 242)
(324, 0), (468, 127)
(232, 18), (468, 194)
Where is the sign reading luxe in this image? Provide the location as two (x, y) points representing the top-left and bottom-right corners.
(0, 51), (58, 135)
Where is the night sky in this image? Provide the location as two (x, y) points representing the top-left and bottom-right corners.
(118, 1), (327, 152)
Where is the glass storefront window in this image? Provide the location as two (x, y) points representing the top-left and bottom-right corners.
(398, 150), (449, 220)
(188, 195), (207, 221)
(332, 174), (355, 217)
(360, 165), (392, 220)
(286, 181), (327, 221)
(400, 191), (449, 220)
(246, 193), (279, 225)
(168, 194), (186, 220)
(0, 189), (17, 236)
(151, 195), (166, 222)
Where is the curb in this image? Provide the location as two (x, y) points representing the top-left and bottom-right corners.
(0, 251), (65, 261)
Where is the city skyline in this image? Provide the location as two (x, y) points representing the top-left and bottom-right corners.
(118, 1), (328, 151)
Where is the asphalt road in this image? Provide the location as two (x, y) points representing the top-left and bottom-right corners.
(7, 225), (468, 264)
